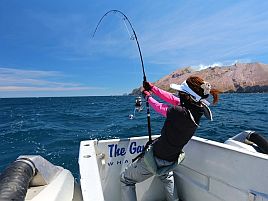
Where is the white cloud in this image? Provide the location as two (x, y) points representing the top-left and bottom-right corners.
(193, 58), (255, 71)
(194, 62), (224, 71)
(0, 67), (96, 92)
(0, 86), (91, 91)
(0, 67), (60, 78)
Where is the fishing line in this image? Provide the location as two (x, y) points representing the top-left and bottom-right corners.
(122, 17), (134, 40)
(92, 9), (152, 142)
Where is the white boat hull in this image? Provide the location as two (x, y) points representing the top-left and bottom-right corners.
(79, 133), (268, 201)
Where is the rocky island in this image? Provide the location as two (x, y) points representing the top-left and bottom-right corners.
(131, 62), (268, 94)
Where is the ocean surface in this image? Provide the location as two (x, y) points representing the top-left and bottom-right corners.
(0, 94), (267, 179)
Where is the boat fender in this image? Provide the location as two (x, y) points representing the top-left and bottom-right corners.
(247, 132), (268, 154)
(0, 158), (36, 201)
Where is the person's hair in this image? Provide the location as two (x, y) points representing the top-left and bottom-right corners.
(186, 76), (220, 105)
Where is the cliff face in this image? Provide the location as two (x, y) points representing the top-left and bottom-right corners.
(131, 62), (268, 94)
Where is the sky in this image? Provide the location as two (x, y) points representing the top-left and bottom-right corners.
(0, 0), (268, 97)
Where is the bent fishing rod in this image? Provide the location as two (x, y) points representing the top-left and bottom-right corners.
(92, 10), (152, 142)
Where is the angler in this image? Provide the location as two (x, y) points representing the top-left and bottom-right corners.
(92, 10), (222, 201)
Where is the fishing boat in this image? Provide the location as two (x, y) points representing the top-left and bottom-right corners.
(79, 130), (268, 201)
(1, 10), (267, 201)
(0, 130), (267, 201)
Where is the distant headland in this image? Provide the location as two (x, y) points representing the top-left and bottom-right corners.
(130, 62), (268, 95)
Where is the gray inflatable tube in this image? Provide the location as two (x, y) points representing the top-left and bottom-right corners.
(247, 132), (268, 154)
(0, 158), (36, 201)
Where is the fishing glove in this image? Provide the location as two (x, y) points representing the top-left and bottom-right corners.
(143, 81), (153, 91)
(142, 90), (151, 101)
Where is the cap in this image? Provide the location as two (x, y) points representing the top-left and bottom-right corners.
(170, 81), (202, 102)
(170, 80), (213, 121)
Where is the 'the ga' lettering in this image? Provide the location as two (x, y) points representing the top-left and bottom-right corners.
(108, 142), (144, 157)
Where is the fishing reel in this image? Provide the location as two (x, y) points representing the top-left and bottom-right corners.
(129, 96), (144, 119)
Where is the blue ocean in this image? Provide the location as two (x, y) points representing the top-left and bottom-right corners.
(0, 94), (267, 179)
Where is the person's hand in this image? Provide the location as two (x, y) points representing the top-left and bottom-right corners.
(142, 90), (151, 100)
(143, 81), (153, 91)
